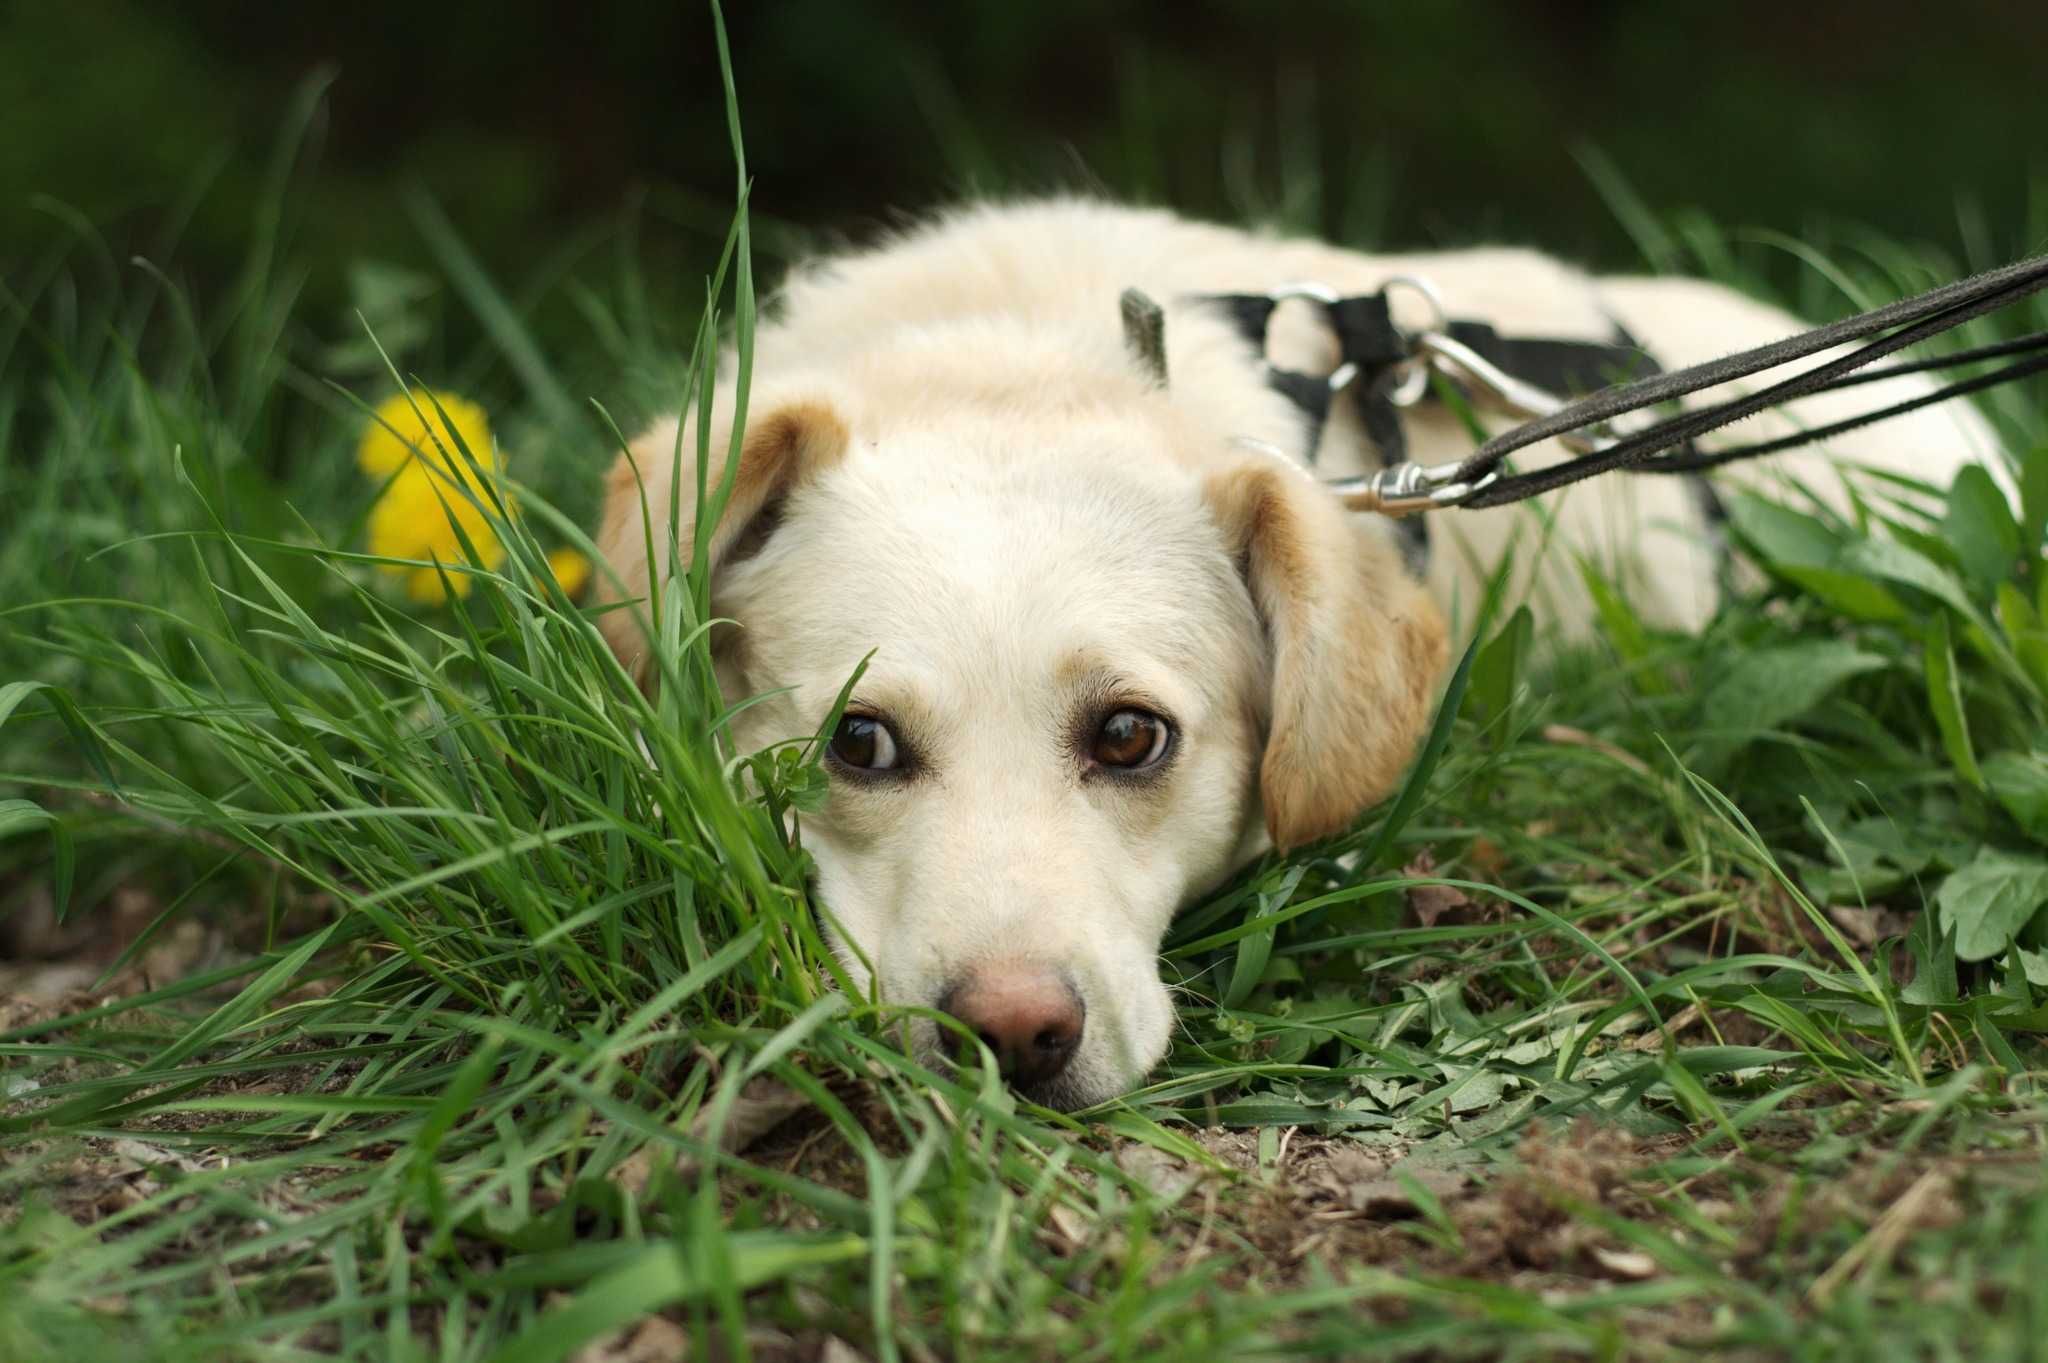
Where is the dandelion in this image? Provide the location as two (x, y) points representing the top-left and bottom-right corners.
(356, 390), (594, 606)
(546, 547), (592, 600)
(357, 391), (506, 604)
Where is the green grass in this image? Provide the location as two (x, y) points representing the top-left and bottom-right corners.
(5, 29), (2048, 1363)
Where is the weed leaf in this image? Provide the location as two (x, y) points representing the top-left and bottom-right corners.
(1936, 847), (2048, 961)
(1984, 750), (2048, 842)
(1944, 464), (2021, 597)
(1923, 612), (1983, 790)
(1702, 640), (1887, 735)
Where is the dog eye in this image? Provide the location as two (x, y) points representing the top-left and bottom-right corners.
(1091, 709), (1172, 770)
(829, 714), (900, 771)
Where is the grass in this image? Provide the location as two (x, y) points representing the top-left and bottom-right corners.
(5, 28), (2048, 1363)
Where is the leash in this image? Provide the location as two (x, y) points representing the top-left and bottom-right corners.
(1182, 254), (2048, 518)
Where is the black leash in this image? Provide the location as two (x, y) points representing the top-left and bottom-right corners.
(1186, 253), (2048, 518)
(1450, 252), (2048, 508)
(1611, 333), (2048, 478)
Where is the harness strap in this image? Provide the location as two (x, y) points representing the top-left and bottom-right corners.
(1199, 286), (1663, 571)
(1201, 288), (1656, 465)
(1441, 321), (1658, 395)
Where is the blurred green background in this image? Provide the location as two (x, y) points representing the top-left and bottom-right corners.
(5, 0), (2044, 429)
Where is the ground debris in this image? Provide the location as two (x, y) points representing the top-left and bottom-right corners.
(569, 1313), (690, 1363)
(1302, 1143), (1469, 1218)
(1178, 1114), (1697, 1319)
(1825, 903), (1914, 949)
(609, 1076), (815, 1198)
(1402, 849), (1490, 928)
(1114, 1142), (1208, 1206)
(1451, 1120), (1643, 1273)
(1589, 1245), (1660, 1280)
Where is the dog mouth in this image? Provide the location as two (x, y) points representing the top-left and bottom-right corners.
(1013, 1070), (1095, 1112)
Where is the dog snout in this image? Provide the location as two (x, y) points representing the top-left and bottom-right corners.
(937, 963), (1085, 1089)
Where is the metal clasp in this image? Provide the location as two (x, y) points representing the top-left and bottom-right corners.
(1324, 460), (1498, 516)
(1238, 275), (1622, 517)
(1409, 331), (1616, 455)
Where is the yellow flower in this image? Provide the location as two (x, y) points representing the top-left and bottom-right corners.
(358, 391), (505, 604)
(357, 391), (494, 477)
(546, 548), (592, 600)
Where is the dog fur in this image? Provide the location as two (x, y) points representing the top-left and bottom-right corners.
(595, 200), (2000, 1107)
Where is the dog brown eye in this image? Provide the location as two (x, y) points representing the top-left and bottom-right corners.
(1092, 709), (1171, 769)
(829, 715), (900, 771)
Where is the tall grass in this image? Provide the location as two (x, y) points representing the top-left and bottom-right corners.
(3, 14), (2048, 1361)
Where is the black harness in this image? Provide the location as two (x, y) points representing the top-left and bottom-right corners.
(1172, 254), (2048, 537)
(1200, 287), (1660, 468)
(1193, 283), (1679, 569)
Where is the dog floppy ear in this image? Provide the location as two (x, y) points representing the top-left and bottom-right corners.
(594, 396), (850, 684)
(1206, 461), (1448, 850)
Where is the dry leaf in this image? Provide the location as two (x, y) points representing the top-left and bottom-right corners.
(610, 1076), (812, 1197)
(1591, 1246), (1659, 1280)
(1115, 1144), (1205, 1206)
(569, 1314), (688, 1363)
(1402, 851), (1479, 927)
(1409, 883), (1474, 928)
(1826, 904), (1911, 948)
(1045, 1203), (1092, 1253)
(105, 1138), (210, 1176)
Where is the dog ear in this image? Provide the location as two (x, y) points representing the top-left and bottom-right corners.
(594, 396), (850, 684)
(1205, 461), (1448, 850)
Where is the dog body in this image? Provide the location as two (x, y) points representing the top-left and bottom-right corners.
(598, 200), (1998, 1107)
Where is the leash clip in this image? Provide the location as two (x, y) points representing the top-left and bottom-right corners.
(1325, 459), (1498, 517)
(1408, 330), (1617, 455)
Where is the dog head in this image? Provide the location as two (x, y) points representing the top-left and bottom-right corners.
(595, 390), (1444, 1107)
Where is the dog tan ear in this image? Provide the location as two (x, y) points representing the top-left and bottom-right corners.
(1206, 462), (1448, 849)
(594, 397), (850, 683)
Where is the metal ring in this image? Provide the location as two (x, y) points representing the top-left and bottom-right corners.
(1386, 358), (1431, 408)
(1380, 274), (1449, 340)
(1265, 280), (1342, 306)
(1260, 280), (1349, 389)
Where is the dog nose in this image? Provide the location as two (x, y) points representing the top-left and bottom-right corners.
(937, 964), (1084, 1090)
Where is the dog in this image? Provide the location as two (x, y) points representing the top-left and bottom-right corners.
(594, 199), (2000, 1108)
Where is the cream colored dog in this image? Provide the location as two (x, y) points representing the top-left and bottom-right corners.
(596, 200), (1998, 1108)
